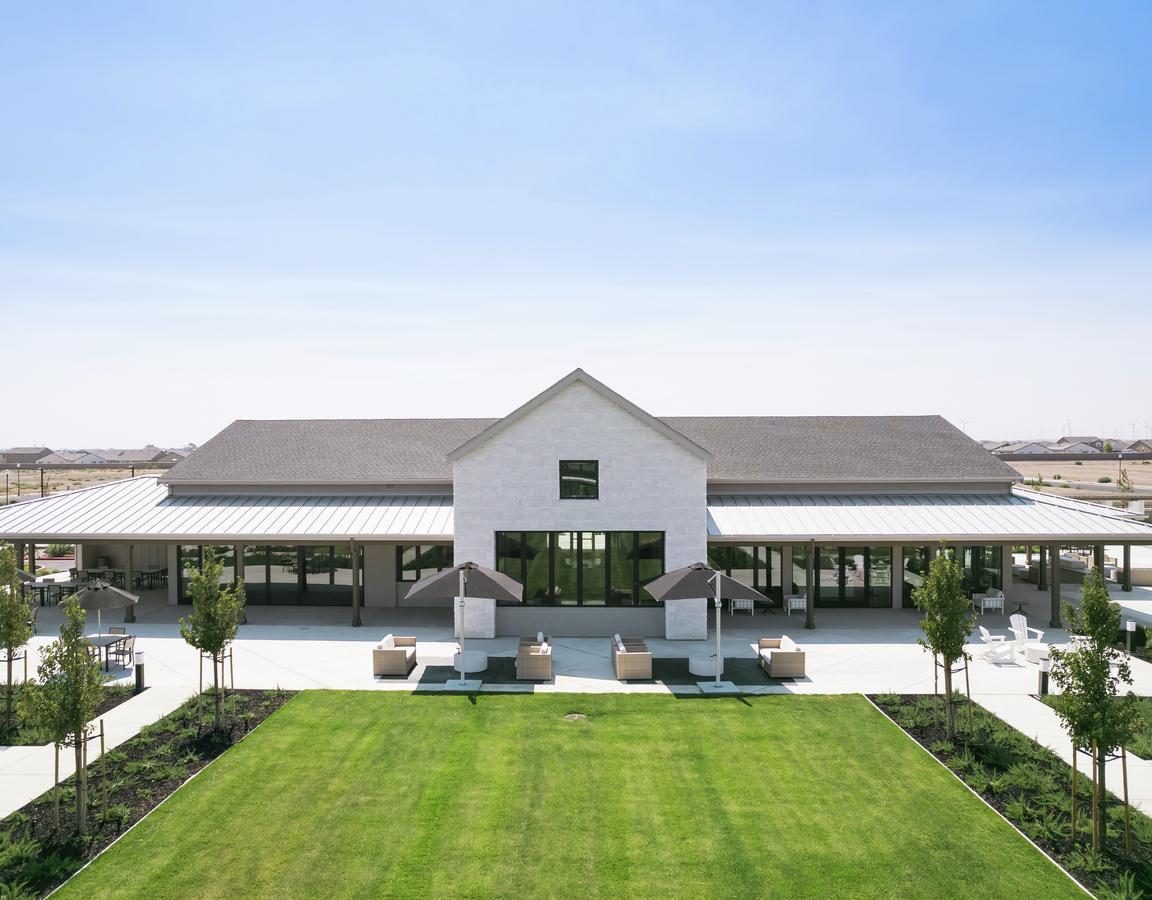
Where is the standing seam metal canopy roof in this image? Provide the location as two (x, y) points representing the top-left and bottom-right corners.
(0, 478), (453, 542)
(707, 489), (1152, 542)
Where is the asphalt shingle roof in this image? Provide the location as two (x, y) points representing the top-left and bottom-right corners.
(164, 414), (1017, 485)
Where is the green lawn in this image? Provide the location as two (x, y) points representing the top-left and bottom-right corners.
(59, 693), (1080, 899)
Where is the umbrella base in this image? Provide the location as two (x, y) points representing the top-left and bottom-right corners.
(697, 680), (741, 695)
(444, 679), (483, 692)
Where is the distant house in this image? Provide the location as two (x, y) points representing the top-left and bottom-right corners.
(1115, 439), (1152, 453)
(995, 441), (1052, 455)
(1050, 442), (1100, 454)
(59, 450), (114, 464)
(1055, 436), (1105, 450)
(979, 440), (1008, 451)
(114, 446), (186, 464)
(0, 447), (53, 464)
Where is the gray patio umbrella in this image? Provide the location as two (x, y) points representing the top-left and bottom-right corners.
(644, 562), (769, 692)
(405, 562), (523, 688)
(75, 579), (140, 635)
(15, 569), (36, 584)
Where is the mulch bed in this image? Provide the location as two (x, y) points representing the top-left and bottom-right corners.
(0, 688), (295, 897)
(870, 693), (1152, 897)
(1, 685), (137, 747)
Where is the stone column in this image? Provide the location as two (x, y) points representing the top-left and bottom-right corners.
(350, 539), (362, 627)
(124, 544), (136, 623)
(1123, 545), (1132, 592)
(1049, 543), (1062, 629)
(891, 545), (901, 609)
(804, 542), (815, 630)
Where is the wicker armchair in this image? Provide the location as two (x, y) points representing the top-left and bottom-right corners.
(516, 639), (553, 681)
(756, 636), (805, 678)
(610, 636), (652, 681)
(372, 634), (418, 677)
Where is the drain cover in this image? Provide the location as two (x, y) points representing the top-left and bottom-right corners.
(564, 713), (587, 721)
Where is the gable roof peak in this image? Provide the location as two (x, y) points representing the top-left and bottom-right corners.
(445, 368), (711, 462)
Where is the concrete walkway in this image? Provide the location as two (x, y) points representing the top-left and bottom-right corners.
(0, 686), (189, 819)
(976, 693), (1152, 814)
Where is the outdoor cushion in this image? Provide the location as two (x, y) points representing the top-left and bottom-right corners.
(537, 631), (545, 642)
(759, 648), (773, 662)
(403, 647), (415, 660)
(539, 642), (549, 653)
(613, 633), (621, 644)
(780, 636), (797, 652)
(617, 640), (625, 652)
(381, 633), (395, 649)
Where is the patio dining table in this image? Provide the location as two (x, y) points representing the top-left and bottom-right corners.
(85, 634), (130, 672)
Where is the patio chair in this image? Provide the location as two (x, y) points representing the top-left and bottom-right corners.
(108, 626), (126, 634)
(610, 635), (652, 681)
(783, 595), (806, 616)
(1009, 614), (1044, 656)
(372, 633), (417, 677)
(111, 635), (136, 668)
(975, 589), (1005, 615)
(977, 626), (1014, 663)
(516, 639), (553, 681)
(756, 636), (805, 678)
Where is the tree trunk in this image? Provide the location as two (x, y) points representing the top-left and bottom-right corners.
(74, 738), (87, 835)
(5, 655), (12, 723)
(213, 651), (222, 731)
(1094, 745), (1107, 851)
(942, 660), (955, 739)
(1092, 742), (1101, 848)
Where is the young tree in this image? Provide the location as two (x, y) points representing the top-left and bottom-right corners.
(913, 544), (976, 739)
(179, 548), (246, 730)
(22, 595), (106, 835)
(0, 542), (35, 727)
(1049, 567), (1140, 851)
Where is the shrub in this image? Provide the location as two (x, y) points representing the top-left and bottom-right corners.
(1075, 460), (1083, 465)
(44, 544), (73, 558)
(1099, 476), (1113, 483)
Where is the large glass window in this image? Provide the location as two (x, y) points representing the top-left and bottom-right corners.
(178, 545), (235, 602)
(182, 544), (363, 605)
(559, 460), (599, 499)
(706, 544), (784, 606)
(902, 546), (930, 608)
(396, 545), (452, 582)
(494, 531), (664, 606)
(814, 546), (893, 608)
(961, 545), (1002, 594)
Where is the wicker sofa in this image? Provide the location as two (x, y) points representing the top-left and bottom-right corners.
(372, 633), (417, 677)
(611, 634), (652, 681)
(756, 636), (805, 678)
(516, 637), (553, 681)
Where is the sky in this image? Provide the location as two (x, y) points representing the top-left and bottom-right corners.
(2, 1), (1150, 448)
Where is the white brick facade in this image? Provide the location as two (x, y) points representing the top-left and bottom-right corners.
(452, 381), (707, 569)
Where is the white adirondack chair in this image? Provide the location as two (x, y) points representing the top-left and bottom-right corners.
(978, 625), (1014, 663)
(1009, 613), (1044, 656)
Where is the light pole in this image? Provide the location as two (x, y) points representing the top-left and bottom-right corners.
(1126, 619), (1136, 657)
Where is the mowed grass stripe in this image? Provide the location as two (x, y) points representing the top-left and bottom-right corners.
(58, 692), (1082, 899)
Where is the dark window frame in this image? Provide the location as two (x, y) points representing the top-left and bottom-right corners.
(494, 530), (664, 606)
(396, 544), (452, 582)
(559, 460), (599, 500)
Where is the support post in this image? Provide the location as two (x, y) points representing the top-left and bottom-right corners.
(804, 541), (815, 630)
(124, 544), (136, 623)
(1049, 542), (1062, 629)
(350, 539), (362, 627)
(1094, 544), (1104, 572)
(235, 543), (247, 623)
(1123, 544), (1132, 592)
(1038, 545), (1047, 590)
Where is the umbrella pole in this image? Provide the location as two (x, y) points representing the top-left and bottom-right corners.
(458, 569), (467, 687)
(715, 573), (722, 684)
(97, 609), (102, 636)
